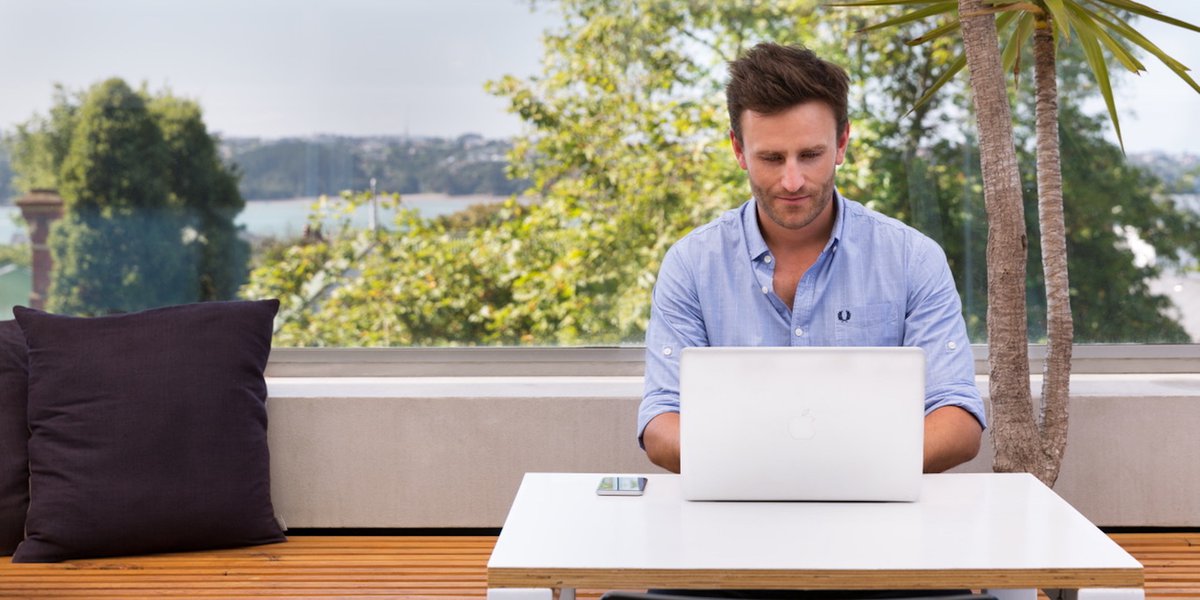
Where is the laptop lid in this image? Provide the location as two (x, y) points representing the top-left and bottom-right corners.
(679, 346), (925, 502)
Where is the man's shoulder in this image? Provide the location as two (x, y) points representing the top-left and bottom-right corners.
(841, 196), (943, 258)
(671, 201), (748, 254)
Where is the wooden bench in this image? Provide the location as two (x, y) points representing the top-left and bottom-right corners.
(0, 533), (1195, 599)
(0, 535), (498, 599)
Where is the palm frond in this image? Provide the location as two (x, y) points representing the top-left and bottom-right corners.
(1001, 12), (1037, 84)
(857, 1), (958, 34)
(986, 1), (1044, 12)
(825, 0), (949, 7)
(1065, 3), (1145, 74)
(1074, 17), (1125, 151)
(1041, 0), (1075, 41)
(1087, 3), (1200, 94)
(911, 53), (968, 112)
(1088, 0), (1200, 33)
(908, 11), (1019, 111)
(908, 19), (963, 45)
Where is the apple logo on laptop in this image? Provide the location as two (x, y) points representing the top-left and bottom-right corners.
(787, 410), (816, 440)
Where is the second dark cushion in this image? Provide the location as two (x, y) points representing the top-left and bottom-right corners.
(0, 320), (29, 556)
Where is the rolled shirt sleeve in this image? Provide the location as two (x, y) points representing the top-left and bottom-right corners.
(639, 243), (707, 447)
(904, 239), (987, 429)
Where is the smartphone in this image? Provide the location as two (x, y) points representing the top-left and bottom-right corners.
(596, 476), (648, 496)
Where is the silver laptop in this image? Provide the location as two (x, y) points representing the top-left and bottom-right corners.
(679, 346), (925, 502)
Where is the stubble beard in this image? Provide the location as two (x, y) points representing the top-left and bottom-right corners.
(753, 170), (837, 232)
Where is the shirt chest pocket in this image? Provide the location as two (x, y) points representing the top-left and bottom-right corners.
(833, 302), (902, 346)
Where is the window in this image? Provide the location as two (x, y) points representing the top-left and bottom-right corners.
(2, 1), (1196, 347)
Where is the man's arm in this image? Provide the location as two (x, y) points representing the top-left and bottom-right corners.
(639, 241), (708, 463)
(902, 238), (988, 472)
(642, 412), (681, 473)
(645, 405), (980, 475)
(923, 405), (983, 472)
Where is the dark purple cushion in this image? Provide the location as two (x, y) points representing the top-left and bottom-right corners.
(0, 320), (29, 556)
(12, 300), (285, 562)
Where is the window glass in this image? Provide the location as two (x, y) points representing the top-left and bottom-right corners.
(2, 1), (1196, 345)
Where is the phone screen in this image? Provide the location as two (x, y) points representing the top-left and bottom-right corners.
(596, 476), (647, 496)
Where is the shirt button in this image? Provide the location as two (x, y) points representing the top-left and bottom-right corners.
(947, 341), (957, 350)
(794, 328), (804, 337)
(662, 346), (673, 356)
(764, 255), (773, 264)
(761, 286), (769, 294)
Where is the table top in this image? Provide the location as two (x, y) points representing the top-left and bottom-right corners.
(487, 472), (1143, 591)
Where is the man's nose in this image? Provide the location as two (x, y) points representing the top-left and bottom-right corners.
(781, 160), (805, 193)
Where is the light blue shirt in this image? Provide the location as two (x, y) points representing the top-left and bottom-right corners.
(638, 193), (986, 445)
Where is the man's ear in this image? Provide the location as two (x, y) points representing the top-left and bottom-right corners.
(730, 129), (748, 170)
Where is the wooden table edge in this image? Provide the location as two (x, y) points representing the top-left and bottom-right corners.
(487, 566), (1144, 590)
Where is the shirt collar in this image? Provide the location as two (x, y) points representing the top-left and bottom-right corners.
(742, 189), (846, 263)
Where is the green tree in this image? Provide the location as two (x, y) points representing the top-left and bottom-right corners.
(244, 0), (1196, 355)
(6, 85), (80, 194)
(836, 0), (1199, 484)
(8, 78), (249, 314)
(50, 79), (194, 314)
(149, 94), (250, 300)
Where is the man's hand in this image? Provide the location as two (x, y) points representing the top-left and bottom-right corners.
(923, 405), (983, 472)
(644, 406), (980, 474)
(642, 412), (681, 473)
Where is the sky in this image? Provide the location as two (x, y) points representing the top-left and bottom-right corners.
(0, 0), (1197, 154)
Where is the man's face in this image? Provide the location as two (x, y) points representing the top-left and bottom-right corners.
(731, 101), (849, 234)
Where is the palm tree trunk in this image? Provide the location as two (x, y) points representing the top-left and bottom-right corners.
(956, 0), (1038, 474)
(1032, 19), (1072, 487)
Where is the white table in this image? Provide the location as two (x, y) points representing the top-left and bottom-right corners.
(486, 473), (1143, 600)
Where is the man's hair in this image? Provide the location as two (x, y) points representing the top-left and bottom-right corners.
(726, 43), (850, 145)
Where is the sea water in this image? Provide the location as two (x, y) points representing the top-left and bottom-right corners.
(0, 193), (513, 244)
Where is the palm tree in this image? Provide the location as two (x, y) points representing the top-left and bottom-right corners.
(830, 0), (1200, 486)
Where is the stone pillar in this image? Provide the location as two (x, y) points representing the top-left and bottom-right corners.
(15, 189), (64, 310)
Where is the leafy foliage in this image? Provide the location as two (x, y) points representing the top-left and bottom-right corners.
(242, 0), (1196, 346)
(246, 0), (826, 346)
(0, 243), (31, 268)
(8, 78), (249, 315)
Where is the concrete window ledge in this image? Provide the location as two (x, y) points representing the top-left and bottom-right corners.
(265, 373), (1199, 399)
(262, 371), (1199, 530)
(267, 376), (644, 398)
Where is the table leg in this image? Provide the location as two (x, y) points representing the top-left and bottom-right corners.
(985, 589), (1036, 600)
(486, 588), (552, 600)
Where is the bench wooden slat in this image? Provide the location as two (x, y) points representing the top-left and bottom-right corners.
(0, 533), (1196, 599)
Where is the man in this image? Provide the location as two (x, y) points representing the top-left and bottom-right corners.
(638, 42), (985, 474)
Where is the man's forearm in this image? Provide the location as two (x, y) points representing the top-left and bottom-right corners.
(642, 412), (681, 473)
(923, 405), (983, 472)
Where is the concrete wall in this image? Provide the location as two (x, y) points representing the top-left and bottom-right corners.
(266, 374), (1199, 529)
(951, 375), (1200, 527)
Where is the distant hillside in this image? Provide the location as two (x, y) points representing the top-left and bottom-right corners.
(1129, 152), (1200, 194)
(0, 133), (527, 204)
(4, 137), (1196, 204)
(221, 134), (529, 200)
